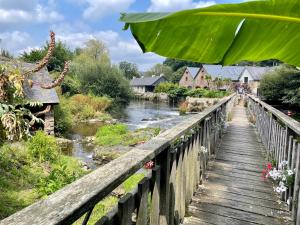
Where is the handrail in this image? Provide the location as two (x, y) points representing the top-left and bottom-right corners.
(247, 95), (300, 223)
(0, 94), (236, 225)
(248, 95), (300, 135)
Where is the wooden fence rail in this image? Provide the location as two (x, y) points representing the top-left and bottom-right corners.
(0, 95), (236, 225)
(247, 95), (300, 224)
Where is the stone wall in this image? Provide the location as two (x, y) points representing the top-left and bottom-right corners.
(44, 107), (55, 135)
(186, 97), (220, 112)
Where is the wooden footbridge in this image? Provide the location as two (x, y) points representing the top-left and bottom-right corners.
(1, 94), (300, 225)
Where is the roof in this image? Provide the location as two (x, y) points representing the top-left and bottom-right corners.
(130, 75), (166, 86)
(202, 64), (274, 81)
(221, 66), (245, 81)
(244, 66), (274, 81)
(1, 60), (59, 104)
(186, 67), (201, 79)
(202, 65), (222, 78)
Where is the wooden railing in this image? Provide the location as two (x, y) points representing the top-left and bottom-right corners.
(0, 94), (235, 225)
(247, 95), (300, 223)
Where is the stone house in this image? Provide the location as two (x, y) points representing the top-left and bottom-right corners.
(179, 67), (208, 88)
(130, 75), (167, 93)
(179, 65), (275, 94)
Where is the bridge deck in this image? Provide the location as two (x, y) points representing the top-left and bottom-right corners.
(183, 105), (292, 225)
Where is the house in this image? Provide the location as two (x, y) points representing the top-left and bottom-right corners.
(130, 75), (167, 93)
(1, 59), (59, 135)
(179, 67), (207, 88)
(179, 64), (275, 94)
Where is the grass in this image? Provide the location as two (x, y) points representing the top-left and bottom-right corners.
(0, 132), (85, 219)
(95, 124), (160, 147)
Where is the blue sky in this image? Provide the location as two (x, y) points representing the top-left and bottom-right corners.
(0, 0), (242, 71)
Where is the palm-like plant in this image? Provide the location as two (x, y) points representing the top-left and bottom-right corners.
(120, 0), (300, 67)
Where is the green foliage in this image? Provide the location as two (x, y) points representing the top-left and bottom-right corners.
(95, 124), (160, 147)
(22, 41), (73, 72)
(170, 67), (187, 83)
(27, 131), (59, 162)
(37, 156), (85, 196)
(185, 89), (230, 98)
(0, 139), (85, 219)
(119, 61), (140, 80)
(260, 65), (300, 106)
(155, 82), (229, 98)
(163, 58), (201, 71)
(145, 63), (172, 79)
(121, 1), (300, 67)
(122, 173), (145, 192)
(95, 124), (128, 146)
(70, 45), (132, 101)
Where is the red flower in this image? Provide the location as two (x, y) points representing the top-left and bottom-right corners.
(144, 160), (154, 169)
(267, 163), (272, 171)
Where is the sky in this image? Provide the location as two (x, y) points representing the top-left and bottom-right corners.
(0, 0), (243, 71)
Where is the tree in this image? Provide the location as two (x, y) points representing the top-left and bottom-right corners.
(119, 61), (140, 79)
(260, 65), (300, 106)
(163, 58), (202, 71)
(81, 39), (110, 65)
(69, 40), (131, 101)
(22, 41), (73, 72)
(121, 1), (300, 67)
(145, 63), (172, 79)
(170, 67), (186, 83)
(205, 75), (212, 89)
(0, 49), (13, 59)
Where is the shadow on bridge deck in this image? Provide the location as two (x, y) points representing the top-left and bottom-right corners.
(183, 105), (292, 225)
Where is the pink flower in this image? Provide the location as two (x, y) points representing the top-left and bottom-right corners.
(144, 160), (154, 169)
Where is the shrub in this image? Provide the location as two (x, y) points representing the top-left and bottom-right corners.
(37, 156), (85, 196)
(27, 131), (59, 162)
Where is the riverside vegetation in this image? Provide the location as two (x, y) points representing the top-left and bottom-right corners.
(0, 33), (152, 220)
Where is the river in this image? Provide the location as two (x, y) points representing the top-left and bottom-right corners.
(66, 100), (187, 168)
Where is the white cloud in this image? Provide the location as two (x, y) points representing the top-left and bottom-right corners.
(55, 29), (163, 70)
(0, 0), (63, 26)
(148, 0), (215, 12)
(0, 31), (34, 54)
(77, 0), (135, 20)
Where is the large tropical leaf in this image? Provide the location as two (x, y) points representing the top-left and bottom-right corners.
(120, 0), (300, 66)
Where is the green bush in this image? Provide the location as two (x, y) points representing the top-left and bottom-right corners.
(37, 156), (85, 196)
(185, 89), (230, 98)
(27, 131), (59, 162)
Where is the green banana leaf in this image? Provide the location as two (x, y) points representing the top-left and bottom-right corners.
(120, 0), (300, 66)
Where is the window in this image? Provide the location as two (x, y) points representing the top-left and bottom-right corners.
(244, 77), (248, 83)
(185, 77), (188, 81)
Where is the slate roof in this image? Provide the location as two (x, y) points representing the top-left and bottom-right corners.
(245, 66), (274, 81)
(1, 60), (59, 104)
(130, 75), (166, 86)
(186, 67), (201, 79)
(202, 64), (274, 81)
(202, 65), (222, 78)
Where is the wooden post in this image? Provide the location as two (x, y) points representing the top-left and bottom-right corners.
(136, 177), (150, 225)
(157, 148), (171, 225)
(169, 150), (177, 225)
(150, 166), (161, 225)
(118, 193), (134, 225)
(293, 142), (300, 220)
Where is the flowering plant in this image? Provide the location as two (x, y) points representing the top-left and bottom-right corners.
(262, 161), (294, 194)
